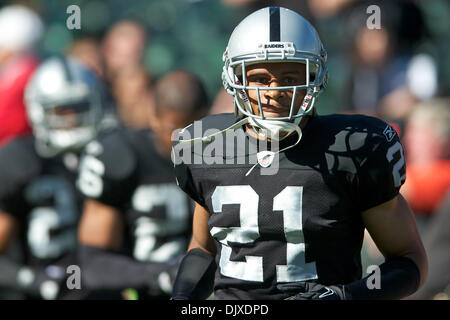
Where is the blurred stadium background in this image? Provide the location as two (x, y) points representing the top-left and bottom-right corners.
(0, 0), (449, 300)
(2, 0), (448, 111)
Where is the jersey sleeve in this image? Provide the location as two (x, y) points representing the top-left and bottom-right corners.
(0, 137), (38, 217)
(172, 113), (240, 208)
(355, 122), (406, 212)
(174, 161), (206, 208)
(77, 130), (137, 208)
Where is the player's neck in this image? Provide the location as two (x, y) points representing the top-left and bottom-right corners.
(244, 116), (310, 142)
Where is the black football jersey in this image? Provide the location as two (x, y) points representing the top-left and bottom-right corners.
(77, 128), (193, 263)
(0, 135), (82, 275)
(173, 113), (407, 300)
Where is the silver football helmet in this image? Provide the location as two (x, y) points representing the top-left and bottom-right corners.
(25, 56), (105, 157)
(222, 7), (328, 139)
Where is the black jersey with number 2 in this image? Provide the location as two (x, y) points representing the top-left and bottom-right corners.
(0, 135), (81, 275)
(78, 128), (193, 263)
(173, 113), (406, 300)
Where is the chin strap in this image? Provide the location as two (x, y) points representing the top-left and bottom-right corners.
(178, 117), (250, 146)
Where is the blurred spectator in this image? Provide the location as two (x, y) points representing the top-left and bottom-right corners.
(100, 20), (154, 129)
(111, 64), (154, 129)
(307, 0), (354, 20)
(67, 37), (120, 131)
(401, 98), (450, 219)
(0, 4), (43, 147)
(407, 193), (450, 300)
(67, 36), (104, 78)
(340, 1), (437, 125)
(101, 20), (147, 82)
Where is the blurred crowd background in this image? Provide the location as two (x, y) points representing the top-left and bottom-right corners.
(0, 0), (449, 299)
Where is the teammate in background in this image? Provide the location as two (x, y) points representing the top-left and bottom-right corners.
(0, 56), (110, 299)
(171, 7), (427, 300)
(77, 70), (209, 299)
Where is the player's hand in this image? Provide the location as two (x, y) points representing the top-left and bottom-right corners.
(277, 281), (347, 300)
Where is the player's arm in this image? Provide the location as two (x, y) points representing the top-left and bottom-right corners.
(0, 210), (22, 289)
(350, 194), (428, 297)
(341, 122), (426, 299)
(78, 197), (174, 295)
(281, 195), (427, 300)
(0, 210), (18, 253)
(171, 202), (216, 300)
(78, 199), (123, 250)
(188, 202), (216, 254)
(350, 187), (426, 299)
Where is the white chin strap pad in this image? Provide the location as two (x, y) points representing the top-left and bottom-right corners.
(248, 117), (302, 141)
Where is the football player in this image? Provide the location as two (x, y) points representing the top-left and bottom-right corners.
(77, 70), (209, 299)
(171, 7), (428, 300)
(0, 56), (110, 299)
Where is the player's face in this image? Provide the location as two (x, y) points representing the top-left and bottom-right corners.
(45, 101), (90, 130)
(245, 62), (307, 118)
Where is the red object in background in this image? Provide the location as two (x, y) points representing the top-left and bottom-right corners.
(404, 160), (450, 216)
(0, 54), (39, 147)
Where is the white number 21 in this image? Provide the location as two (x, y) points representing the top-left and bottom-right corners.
(210, 185), (318, 283)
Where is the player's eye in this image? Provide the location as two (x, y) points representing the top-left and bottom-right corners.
(282, 76), (302, 86)
(248, 76), (271, 86)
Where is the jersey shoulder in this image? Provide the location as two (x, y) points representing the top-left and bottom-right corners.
(78, 127), (140, 203)
(123, 128), (160, 160)
(84, 127), (138, 181)
(315, 113), (398, 149)
(0, 136), (42, 197)
(315, 114), (405, 210)
(311, 114), (401, 168)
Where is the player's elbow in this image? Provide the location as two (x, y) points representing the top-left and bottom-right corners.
(415, 249), (428, 290)
(404, 245), (428, 290)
